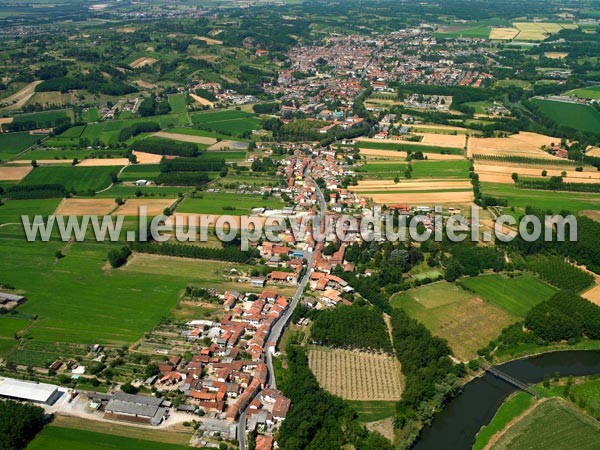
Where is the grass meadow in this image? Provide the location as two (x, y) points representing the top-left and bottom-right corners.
(21, 166), (120, 193)
(459, 274), (557, 317)
(390, 282), (516, 360)
(490, 398), (600, 450)
(481, 182), (600, 214)
(26, 426), (190, 450)
(176, 192), (283, 215)
(531, 98), (600, 134)
(0, 198), (62, 224)
(0, 132), (43, 161)
(357, 141), (463, 155)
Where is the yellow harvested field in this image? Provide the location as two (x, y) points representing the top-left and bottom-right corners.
(55, 198), (116, 215)
(587, 147), (600, 157)
(130, 57), (157, 69)
(475, 163), (600, 184)
(355, 179), (472, 192)
(190, 93), (214, 108)
(544, 52), (569, 59)
(113, 199), (176, 216)
(468, 132), (560, 158)
(77, 158), (130, 167)
(359, 148), (464, 161)
(582, 284), (600, 307)
(364, 191), (473, 205)
(410, 124), (469, 132)
(153, 131), (216, 145)
(490, 27), (520, 40)
(117, 27), (136, 33)
(0, 165), (32, 181)
(308, 347), (403, 401)
(196, 36), (223, 45)
(132, 151), (163, 164)
(0, 80), (43, 110)
(513, 22), (571, 41)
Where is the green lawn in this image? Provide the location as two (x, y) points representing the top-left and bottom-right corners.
(490, 398), (600, 450)
(0, 132), (43, 161)
(473, 392), (533, 450)
(20, 166), (120, 193)
(391, 282), (517, 360)
(167, 93), (187, 114)
(345, 400), (398, 422)
(459, 274), (557, 317)
(481, 182), (600, 214)
(20, 148), (123, 161)
(530, 98), (600, 134)
(26, 426), (190, 450)
(82, 108), (99, 123)
(0, 317), (30, 357)
(177, 192), (283, 215)
(463, 101), (497, 114)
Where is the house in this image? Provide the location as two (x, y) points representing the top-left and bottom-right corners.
(105, 392), (167, 425)
(268, 271), (298, 285)
(251, 277), (267, 288)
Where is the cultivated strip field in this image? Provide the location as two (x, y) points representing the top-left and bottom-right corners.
(468, 132), (560, 158)
(0, 80), (43, 110)
(55, 198), (116, 215)
(355, 179), (472, 191)
(490, 27), (520, 40)
(77, 158), (130, 167)
(113, 198), (176, 216)
(308, 346), (403, 401)
(132, 151), (163, 164)
(365, 191), (473, 205)
(475, 163), (600, 184)
(190, 93), (214, 108)
(0, 165), (32, 181)
(152, 131), (217, 145)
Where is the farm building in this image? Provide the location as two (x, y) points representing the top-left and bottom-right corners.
(0, 291), (26, 306)
(0, 377), (61, 405)
(105, 392), (167, 425)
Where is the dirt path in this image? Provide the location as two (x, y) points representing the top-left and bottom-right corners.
(482, 398), (548, 450)
(383, 312), (405, 391)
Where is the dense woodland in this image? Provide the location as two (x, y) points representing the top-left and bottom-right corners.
(310, 304), (392, 353)
(0, 401), (45, 450)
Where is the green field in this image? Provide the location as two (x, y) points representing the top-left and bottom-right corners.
(81, 108), (99, 123)
(345, 400), (397, 422)
(119, 164), (161, 182)
(177, 192), (283, 215)
(0, 317), (30, 357)
(473, 392), (533, 450)
(481, 182), (600, 214)
(490, 398), (600, 450)
(165, 126), (240, 141)
(391, 282), (516, 359)
(0, 234), (251, 345)
(167, 93), (187, 114)
(20, 166), (120, 193)
(530, 98), (600, 134)
(571, 379), (600, 420)
(19, 148), (122, 161)
(355, 162), (407, 179)
(190, 109), (261, 137)
(95, 185), (192, 199)
(26, 426), (190, 450)
(566, 86), (600, 100)
(358, 141), (463, 155)
(0, 132), (43, 161)
(411, 160), (470, 178)
(459, 274), (557, 317)
(0, 198), (62, 224)
(463, 101), (497, 114)
(11, 109), (73, 128)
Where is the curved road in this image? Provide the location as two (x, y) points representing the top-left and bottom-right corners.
(238, 176), (326, 450)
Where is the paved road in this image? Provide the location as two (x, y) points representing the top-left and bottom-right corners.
(237, 176), (325, 449)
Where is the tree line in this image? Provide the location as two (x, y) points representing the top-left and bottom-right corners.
(129, 241), (256, 263)
(131, 139), (199, 157)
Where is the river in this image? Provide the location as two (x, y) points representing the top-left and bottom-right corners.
(412, 350), (600, 450)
